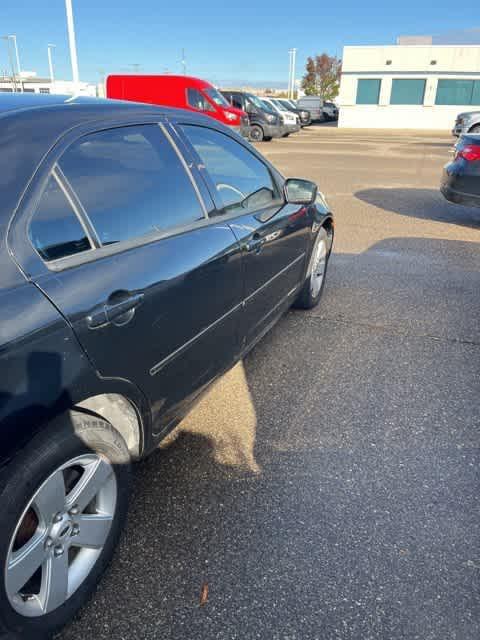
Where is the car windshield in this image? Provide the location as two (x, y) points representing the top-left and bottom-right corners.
(270, 99), (289, 112)
(279, 99), (294, 110)
(260, 99), (279, 114)
(247, 93), (275, 114)
(273, 99), (291, 111)
(205, 87), (229, 107)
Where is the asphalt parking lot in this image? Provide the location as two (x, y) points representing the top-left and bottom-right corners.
(58, 126), (480, 640)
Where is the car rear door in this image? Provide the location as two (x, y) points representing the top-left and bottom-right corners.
(175, 122), (311, 348)
(12, 120), (244, 435)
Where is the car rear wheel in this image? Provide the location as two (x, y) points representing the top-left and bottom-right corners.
(249, 125), (264, 142)
(469, 125), (480, 133)
(294, 226), (333, 309)
(0, 411), (131, 639)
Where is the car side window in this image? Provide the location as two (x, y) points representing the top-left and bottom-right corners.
(181, 125), (280, 215)
(232, 96), (243, 110)
(30, 174), (92, 261)
(186, 88), (214, 112)
(57, 125), (204, 246)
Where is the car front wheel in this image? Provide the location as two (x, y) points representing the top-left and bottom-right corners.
(249, 125), (264, 142)
(294, 226), (333, 309)
(0, 411), (131, 639)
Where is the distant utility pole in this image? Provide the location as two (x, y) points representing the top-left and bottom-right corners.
(47, 44), (56, 86)
(64, 0), (80, 92)
(1, 36), (17, 91)
(181, 48), (186, 75)
(129, 64), (141, 74)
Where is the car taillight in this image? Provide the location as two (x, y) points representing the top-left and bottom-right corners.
(457, 144), (480, 162)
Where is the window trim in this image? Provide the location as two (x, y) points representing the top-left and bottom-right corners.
(9, 115), (285, 278)
(175, 122), (285, 217)
(54, 164), (101, 248)
(159, 123), (208, 219)
(29, 169), (96, 263)
(22, 120), (210, 272)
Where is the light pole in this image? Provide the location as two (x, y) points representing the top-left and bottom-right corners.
(64, 0), (80, 92)
(10, 35), (21, 76)
(292, 49), (297, 100)
(47, 44), (56, 87)
(288, 48), (297, 99)
(1, 36), (17, 91)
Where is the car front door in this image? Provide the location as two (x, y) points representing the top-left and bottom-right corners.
(176, 123), (312, 348)
(13, 121), (244, 435)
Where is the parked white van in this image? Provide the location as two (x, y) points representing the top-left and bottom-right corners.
(297, 96), (324, 122)
(260, 97), (301, 137)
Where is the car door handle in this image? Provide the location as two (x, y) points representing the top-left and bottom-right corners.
(245, 236), (265, 253)
(106, 292), (144, 325)
(86, 305), (109, 329)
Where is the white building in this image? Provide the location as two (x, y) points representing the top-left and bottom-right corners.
(0, 72), (97, 97)
(338, 44), (480, 130)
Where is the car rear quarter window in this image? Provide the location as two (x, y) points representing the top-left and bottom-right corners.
(181, 125), (280, 215)
(58, 125), (204, 246)
(30, 174), (91, 261)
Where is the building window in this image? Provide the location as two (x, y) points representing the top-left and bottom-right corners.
(356, 79), (381, 105)
(473, 81), (480, 106)
(390, 79), (426, 105)
(435, 79), (480, 106)
(23, 88), (35, 93)
(39, 88), (50, 94)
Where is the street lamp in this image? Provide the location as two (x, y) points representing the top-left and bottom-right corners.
(64, 0), (80, 92)
(10, 35), (21, 76)
(288, 48), (297, 99)
(47, 44), (56, 87)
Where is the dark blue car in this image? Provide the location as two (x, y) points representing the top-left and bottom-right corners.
(0, 94), (333, 638)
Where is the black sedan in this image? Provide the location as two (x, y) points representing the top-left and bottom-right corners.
(441, 134), (480, 208)
(0, 94), (333, 638)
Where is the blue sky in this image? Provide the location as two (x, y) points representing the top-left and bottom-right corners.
(1, 1), (477, 87)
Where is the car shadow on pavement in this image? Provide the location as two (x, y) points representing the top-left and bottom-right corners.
(355, 188), (480, 228)
(57, 237), (480, 640)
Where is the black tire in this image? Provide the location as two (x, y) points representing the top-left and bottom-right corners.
(0, 411), (131, 639)
(469, 124), (480, 133)
(249, 125), (264, 142)
(282, 133), (290, 138)
(294, 226), (333, 310)
(263, 136), (272, 142)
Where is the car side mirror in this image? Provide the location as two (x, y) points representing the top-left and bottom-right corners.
(284, 178), (317, 205)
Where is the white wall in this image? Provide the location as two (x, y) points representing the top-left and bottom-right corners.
(338, 45), (480, 130)
(338, 104), (476, 130)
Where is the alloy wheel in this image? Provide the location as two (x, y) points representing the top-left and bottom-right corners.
(310, 234), (328, 298)
(5, 454), (116, 617)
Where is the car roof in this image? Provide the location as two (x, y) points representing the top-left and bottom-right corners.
(0, 92), (108, 114)
(0, 93), (225, 229)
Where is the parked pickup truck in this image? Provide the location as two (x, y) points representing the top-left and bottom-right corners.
(452, 111), (480, 136)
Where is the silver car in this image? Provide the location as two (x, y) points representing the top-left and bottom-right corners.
(452, 111), (480, 136)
